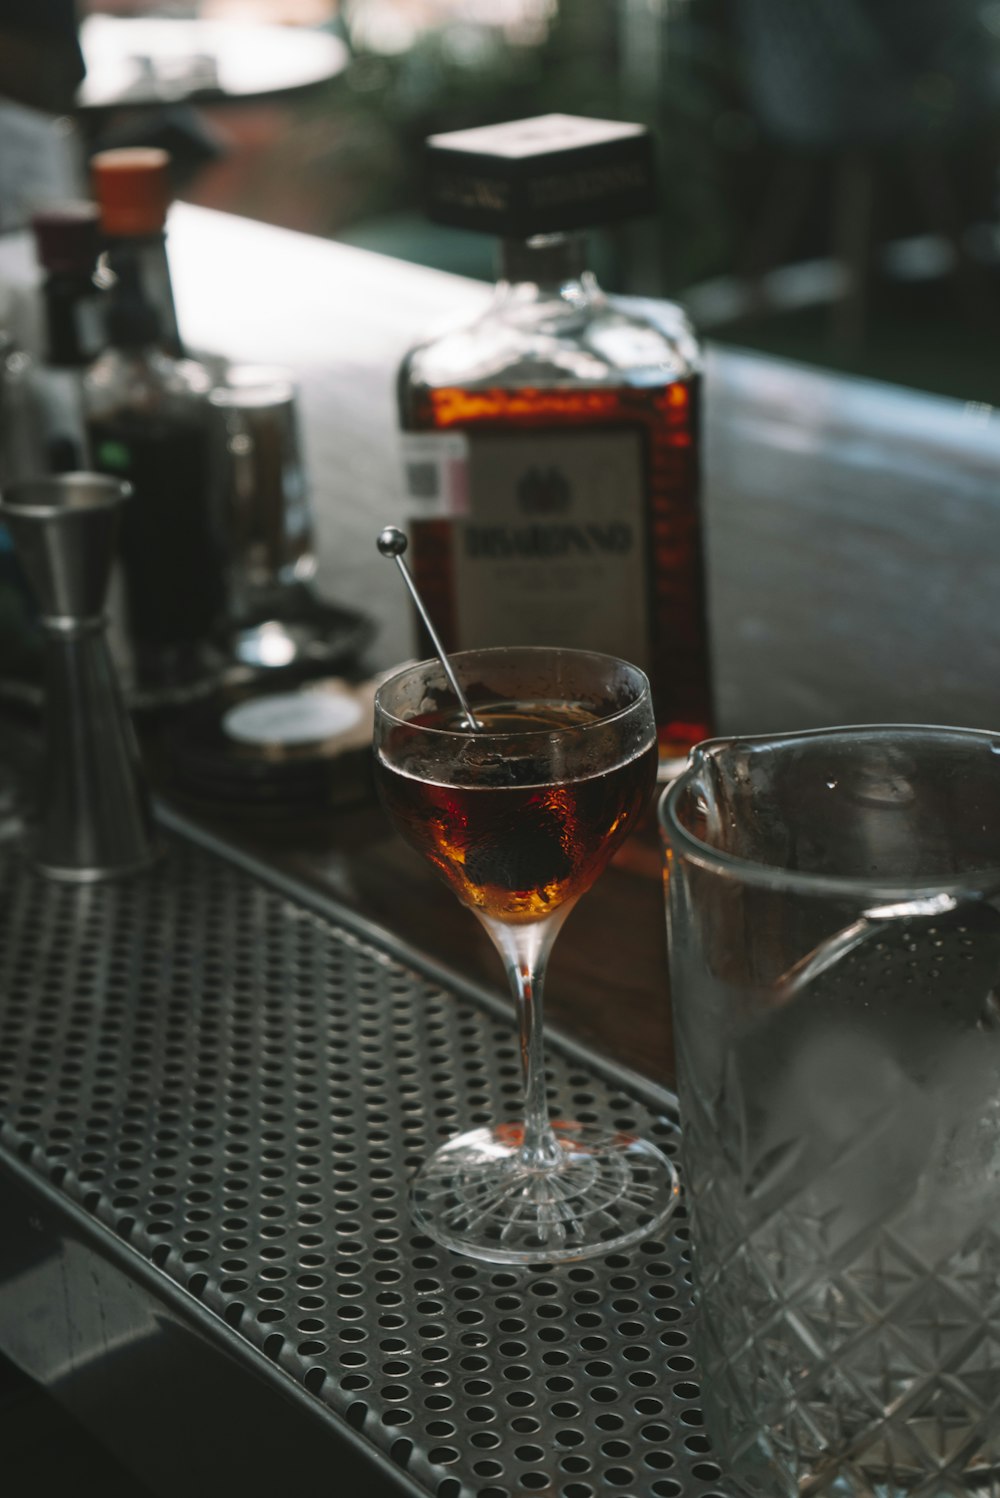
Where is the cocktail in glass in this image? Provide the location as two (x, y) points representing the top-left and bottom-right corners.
(374, 645), (679, 1263)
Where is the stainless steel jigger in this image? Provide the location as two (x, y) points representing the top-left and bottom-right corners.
(0, 474), (158, 881)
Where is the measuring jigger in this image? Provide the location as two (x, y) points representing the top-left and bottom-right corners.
(0, 474), (157, 880)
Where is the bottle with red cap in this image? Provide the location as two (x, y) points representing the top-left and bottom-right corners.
(90, 147), (184, 359)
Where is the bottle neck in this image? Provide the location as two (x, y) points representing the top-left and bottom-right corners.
(100, 244), (164, 356)
(105, 300), (162, 357)
(43, 272), (101, 367)
(495, 233), (599, 306)
(101, 234), (183, 359)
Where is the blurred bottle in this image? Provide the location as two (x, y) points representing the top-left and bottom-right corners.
(83, 255), (224, 707)
(0, 329), (44, 702)
(31, 201), (104, 471)
(209, 367), (315, 652)
(0, 328), (41, 485)
(0, 319), (45, 692)
(398, 115), (713, 766)
(90, 147), (184, 359)
(208, 365), (374, 680)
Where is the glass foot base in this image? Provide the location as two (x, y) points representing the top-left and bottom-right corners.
(409, 1121), (680, 1264)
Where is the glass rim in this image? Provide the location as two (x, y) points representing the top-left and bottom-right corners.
(659, 723), (1000, 903)
(0, 471), (130, 518)
(374, 645), (653, 741)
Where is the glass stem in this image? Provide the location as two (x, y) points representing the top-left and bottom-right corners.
(481, 909), (573, 1170)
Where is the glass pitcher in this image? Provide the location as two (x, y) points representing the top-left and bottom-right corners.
(660, 726), (1000, 1498)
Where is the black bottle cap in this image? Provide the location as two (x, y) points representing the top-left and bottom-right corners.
(425, 114), (656, 237)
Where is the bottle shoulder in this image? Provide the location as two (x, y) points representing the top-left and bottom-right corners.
(400, 290), (701, 401)
(84, 348), (211, 420)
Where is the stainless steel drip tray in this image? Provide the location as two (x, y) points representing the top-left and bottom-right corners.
(0, 808), (724, 1498)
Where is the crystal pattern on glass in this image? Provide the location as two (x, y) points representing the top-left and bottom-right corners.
(662, 727), (1000, 1498)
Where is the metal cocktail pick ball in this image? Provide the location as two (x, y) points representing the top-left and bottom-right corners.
(376, 525), (482, 731)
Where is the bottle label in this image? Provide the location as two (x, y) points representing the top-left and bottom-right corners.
(401, 432), (470, 516)
(447, 427), (651, 669)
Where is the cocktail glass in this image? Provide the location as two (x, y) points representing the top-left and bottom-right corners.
(374, 645), (679, 1263)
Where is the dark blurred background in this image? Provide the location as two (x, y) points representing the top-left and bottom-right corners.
(5, 1), (1000, 401)
(7, 2), (1000, 392)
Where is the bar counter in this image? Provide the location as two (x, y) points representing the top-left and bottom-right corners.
(3, 208), (1000, 1498)
(163, 204), (1000, 1089)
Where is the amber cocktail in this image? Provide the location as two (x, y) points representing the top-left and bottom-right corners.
(374, 646), (678, 1263)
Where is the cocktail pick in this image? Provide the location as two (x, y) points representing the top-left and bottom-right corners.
(376, 525), (483, 731)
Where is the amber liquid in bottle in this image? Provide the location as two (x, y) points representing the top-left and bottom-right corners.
(398, 236), (713, 767)
(403, 377), (710, 765)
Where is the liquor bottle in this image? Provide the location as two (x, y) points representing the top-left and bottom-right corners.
(90, 147), (184, 359)
(208, 366), (374, 679)
(0, 328), (41, 486)
(397, 115), (713, 765)
(83, 256), (225, 707)
(31, 201), (104, 470)
(0, 329), (43, 703)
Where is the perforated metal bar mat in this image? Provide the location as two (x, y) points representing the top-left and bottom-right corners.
(0, 817), (727, 1498)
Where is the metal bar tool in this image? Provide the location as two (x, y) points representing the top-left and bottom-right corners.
(0, 473), (157, 880)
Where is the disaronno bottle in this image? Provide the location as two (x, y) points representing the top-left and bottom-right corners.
(397, 114), (713, 763)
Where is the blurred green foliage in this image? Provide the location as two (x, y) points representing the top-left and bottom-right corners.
(295, 0), (757, 294)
